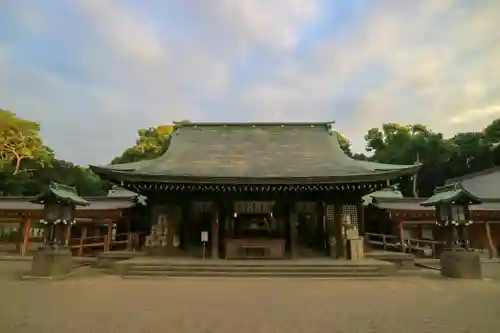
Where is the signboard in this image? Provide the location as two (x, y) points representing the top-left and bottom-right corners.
(201, 231), (209, 242)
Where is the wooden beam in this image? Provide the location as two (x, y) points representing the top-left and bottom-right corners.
(21, 218), (31, 256)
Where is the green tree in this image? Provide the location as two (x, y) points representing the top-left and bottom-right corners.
(111, 125), (175, 164)
(0, 109), (44, 175)
(364, 123), (454, 197)
(0, 109), (108, 196)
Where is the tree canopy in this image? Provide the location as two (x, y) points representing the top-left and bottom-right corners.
(1, 109), (499, 198)
(0, 109), (109, 196)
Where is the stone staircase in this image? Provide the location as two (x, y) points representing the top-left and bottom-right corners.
(112, 258), (397, 278)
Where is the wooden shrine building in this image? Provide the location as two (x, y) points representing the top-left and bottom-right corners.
(90, 122), (420, 259)
(0, 187), (142, 256)
(366, 167), (500, 258)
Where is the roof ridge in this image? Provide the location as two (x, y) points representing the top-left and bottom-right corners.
(174, 121), (335, 128)
(445, 165), (500, 184)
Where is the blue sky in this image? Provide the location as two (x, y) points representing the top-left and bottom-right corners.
(1, 0), (500, 165)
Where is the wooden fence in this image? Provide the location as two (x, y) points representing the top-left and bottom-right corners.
(365, 232), (445, 258)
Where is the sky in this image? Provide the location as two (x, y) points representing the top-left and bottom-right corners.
(1, 0), (500, 165)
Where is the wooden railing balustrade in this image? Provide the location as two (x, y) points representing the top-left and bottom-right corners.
(365, 232), (446, 258)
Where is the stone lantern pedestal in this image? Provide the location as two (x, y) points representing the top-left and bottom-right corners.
(440, 247), (482, 279)
(31, 246), (73, 278)
(421, 183), (483, 280)
(25, 182), (89, 280)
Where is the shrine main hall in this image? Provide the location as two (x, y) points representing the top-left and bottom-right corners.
(90, 122), (420, 260)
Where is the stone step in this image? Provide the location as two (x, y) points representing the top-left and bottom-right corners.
(123, 270), (384, 278)
(120, 262), (388, 268)
(125, 265), (381, 273)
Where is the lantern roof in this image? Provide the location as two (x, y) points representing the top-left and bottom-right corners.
(30, 182), (89, 206)
(420, 183), (482, 207)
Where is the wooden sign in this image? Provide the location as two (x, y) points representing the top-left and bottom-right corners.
(234, 201), (275, 214)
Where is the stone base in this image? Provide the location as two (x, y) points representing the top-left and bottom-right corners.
(30, 247), (72, 278)
(346, 237), (364, 260)
(440, 248), (482, 279)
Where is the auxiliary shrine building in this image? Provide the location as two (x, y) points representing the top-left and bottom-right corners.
(91, 122), (420, 259)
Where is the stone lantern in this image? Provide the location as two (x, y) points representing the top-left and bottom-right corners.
(421, 184), (481, 279)
(28, 182), (88, 278)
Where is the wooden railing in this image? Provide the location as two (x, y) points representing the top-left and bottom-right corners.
(365, 232), (402, 250)
(69, 232), (140, 256)
(365, 232), (445, 258)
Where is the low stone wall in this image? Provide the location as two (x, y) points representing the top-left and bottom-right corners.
(365, 251), (415, 270)
(94, 251), (141, 269)
(481, 259), (500, 280)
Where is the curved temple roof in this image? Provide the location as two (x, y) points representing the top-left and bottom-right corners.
(90, 122), (421, 184)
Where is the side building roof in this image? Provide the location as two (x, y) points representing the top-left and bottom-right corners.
(0, 196), (137, 212)
(445, 166), (500, 200)
(371, 197), (500, 212)
(90, 122), (420, 184)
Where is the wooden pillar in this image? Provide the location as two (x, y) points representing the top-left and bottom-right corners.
(316, 202), (326, 252)
(324, 203), (335, 257)
(334, 202), (345, 258)
(78, 226), (87, 257)
(181, 202), (190, 251)
(289, 205), (298, 259)
(211, 205), (219, 259)
(485, 221), (498, 258)
(398, 220), (406, 253)
(356, 200), (365, 238)
(105, 219), (113, 252)
(65, 223), (72, 246)
(21, 218), (31, 256)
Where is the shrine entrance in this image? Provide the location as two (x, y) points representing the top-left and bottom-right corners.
(225, 201), (287, 259)
(294, 202), (329, 257)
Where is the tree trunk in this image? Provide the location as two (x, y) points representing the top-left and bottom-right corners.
(412, 151), (420, 198)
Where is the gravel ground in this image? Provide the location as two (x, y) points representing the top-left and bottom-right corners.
(0, 262), (499, 333)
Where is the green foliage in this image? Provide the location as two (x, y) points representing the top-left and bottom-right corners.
(0, 109), (44, 174)
(1, 109), (498, 200)
(0, 110), (108, 196)
(363, 118), (500, 197)
(111, 125), (174, 164)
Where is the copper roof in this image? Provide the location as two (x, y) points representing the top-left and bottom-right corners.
(0, 197), (136, 211)
(91, 122), (420, 184)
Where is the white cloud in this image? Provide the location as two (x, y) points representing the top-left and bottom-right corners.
(1, 0), (500, 164)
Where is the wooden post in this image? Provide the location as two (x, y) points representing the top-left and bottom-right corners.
(105, 220), (113, 252)
(398, 220), (406, 253)
(126, 232), (132, 251)
(65, 223), (72, 246)
(21, 218), (31, 256)
(289, 208), (298, 259)
(78, 226), (87, 257)
(334, 202), (345, 258)
(484, 221), (498, 258)
(356, 200), (365, 237)
(211, 206), (219, 259)
(324, 203), (336, 257)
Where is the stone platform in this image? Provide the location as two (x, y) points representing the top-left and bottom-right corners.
(112, 257), (398, 278)
(366, 250), (416, 270)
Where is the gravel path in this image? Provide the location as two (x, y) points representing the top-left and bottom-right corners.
(0, 263), (499, 333)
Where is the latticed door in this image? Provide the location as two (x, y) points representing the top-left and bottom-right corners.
(326, 204), (334, 221)
(341, 204), (358, 228)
